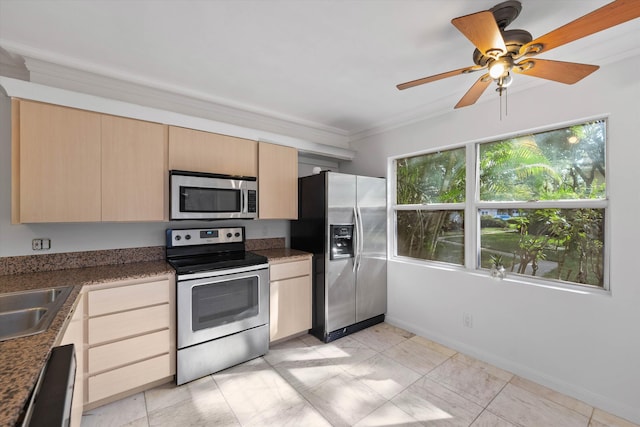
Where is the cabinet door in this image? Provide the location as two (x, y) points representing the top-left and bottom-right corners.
(168, 126), (257, 177)
(270, 276), (312, 342)
(269, 258), (312, 342)
(258, 142), (298, 219)
(102, 115), (167, 221)
(15, 100), (101, 222)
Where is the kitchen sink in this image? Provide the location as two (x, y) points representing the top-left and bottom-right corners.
(0, 308), (48, 338)
(0, 286), (73, 341)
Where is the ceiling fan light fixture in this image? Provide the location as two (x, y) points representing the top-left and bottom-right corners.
(489, 56), (513, 79)
(499, 73), (513, 87)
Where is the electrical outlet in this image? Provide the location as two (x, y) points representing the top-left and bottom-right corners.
(463, 312), (473, 328)
(32, 238), (51, 251)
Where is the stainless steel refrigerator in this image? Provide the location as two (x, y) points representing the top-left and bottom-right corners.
(291, 171), (387, 342)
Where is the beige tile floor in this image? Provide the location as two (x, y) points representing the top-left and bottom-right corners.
(81, 323), (639, 427)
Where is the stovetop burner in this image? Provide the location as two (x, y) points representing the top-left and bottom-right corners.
(166, 226), (267, 276)
(168, 251), (268, 275)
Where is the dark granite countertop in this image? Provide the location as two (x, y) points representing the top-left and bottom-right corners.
(0, 260), (174, 427)
(252, 248), (312, 263)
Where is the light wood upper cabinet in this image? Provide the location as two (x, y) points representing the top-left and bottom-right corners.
(258, 142), (298, 219)
(12, 100), (168, 223)
(101, 115), (167, 221)
(168, 126), (257, 177)
(13, 100), (102, 223)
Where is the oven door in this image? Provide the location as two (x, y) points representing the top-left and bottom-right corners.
(177, 264), (269, 349)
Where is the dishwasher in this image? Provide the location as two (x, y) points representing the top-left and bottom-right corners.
(21, 344), (76, 427)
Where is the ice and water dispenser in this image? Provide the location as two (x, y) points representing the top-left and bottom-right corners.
(330, 224), (354, 260)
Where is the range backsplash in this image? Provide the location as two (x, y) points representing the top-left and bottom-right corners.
(0, 237), (285, 276)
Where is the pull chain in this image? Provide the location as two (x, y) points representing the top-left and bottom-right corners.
(498, 86), (508, 121)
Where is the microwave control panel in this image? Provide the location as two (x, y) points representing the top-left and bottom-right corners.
(247, 190), (257, 213)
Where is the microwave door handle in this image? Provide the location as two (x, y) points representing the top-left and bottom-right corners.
(241, 190), (246, 213)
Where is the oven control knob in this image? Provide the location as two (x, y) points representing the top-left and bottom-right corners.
(234, 232), (240, 237)
(185, 234), (191, 240)
(175, 235), (181, 241)
(226, 233), (232, 238)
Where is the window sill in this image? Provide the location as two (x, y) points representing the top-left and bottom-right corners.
(390, 256), (612, 297)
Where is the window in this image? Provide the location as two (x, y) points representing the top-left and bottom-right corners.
(393, 119), (607, 289)
(395, 147), (465, 265)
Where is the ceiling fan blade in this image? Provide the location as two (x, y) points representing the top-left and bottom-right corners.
(514, 58), (599, 84)
(454, 75), (492, 109)
(451, 11), (507, 57)
(520, 0), (640, 56)
(396, 65), (483, 90)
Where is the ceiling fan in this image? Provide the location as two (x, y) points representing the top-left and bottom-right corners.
(396, 0), (640, 109)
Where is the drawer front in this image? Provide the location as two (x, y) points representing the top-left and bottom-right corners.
(88, 329), (170, 375)
(270, 258), (311, 281)
(87, 353), (171, 403)
(88, 304), (170, 345)
(88, 279), (170, 317)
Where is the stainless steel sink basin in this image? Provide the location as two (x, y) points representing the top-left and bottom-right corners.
(0, 286), (73, 341)
(0, 287), (68, 312)
(0, 308), (48, 338)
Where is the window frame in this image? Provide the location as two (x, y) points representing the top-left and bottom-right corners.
(393, 145), (468, 267)
(390, 117), (610, 292)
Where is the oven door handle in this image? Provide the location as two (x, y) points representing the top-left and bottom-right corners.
(177, 263), (270, 281)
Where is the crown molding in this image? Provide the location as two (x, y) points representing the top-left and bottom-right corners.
(0, 76), (355, 161)
(0, 40), (351, 148)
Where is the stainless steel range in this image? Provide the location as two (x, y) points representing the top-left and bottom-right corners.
(166, 226), (269, 385)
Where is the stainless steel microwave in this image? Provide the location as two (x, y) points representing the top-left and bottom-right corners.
(170, 170), (258, 220)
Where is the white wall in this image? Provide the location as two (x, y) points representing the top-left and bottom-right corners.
(344, 54), (640, 424)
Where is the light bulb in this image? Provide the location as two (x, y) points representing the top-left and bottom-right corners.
(489, 57), (514, 80)
(489, 61), (506, 79)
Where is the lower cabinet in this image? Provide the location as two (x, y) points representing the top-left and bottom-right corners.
(83, 275), (175, 410)
(269, 257), (312, 342)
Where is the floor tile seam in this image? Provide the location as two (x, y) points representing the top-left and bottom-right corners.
(420, 372), (492, 411)
(289, 377), (343, 426)
(586, 406), (596, 427)
(474, 408), (526, 427)
(304, 365), (390, 414)
(380, 339), (445, 376)
(140, 391), (152, 426)
(348, 334), (381, 351)
(345, 350), (425, 400)
(482, 376), (512, 414)
(210, 373), (247, 427)
(451, 352), (515, 383)
(505, 376), (596, 422)
(350, 396), (396, 427)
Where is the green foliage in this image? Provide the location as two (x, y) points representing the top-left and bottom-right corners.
(480, 215), (507, 228)
(396, 120), (606, 287)
(479, 120), (606, 202)
(396, 147), (466, 205)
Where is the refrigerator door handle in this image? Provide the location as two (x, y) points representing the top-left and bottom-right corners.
(356, 205), (364, 271)
(352, 206), (359, 272)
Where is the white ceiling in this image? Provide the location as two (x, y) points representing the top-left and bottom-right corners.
(0, 0), (638, 140)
